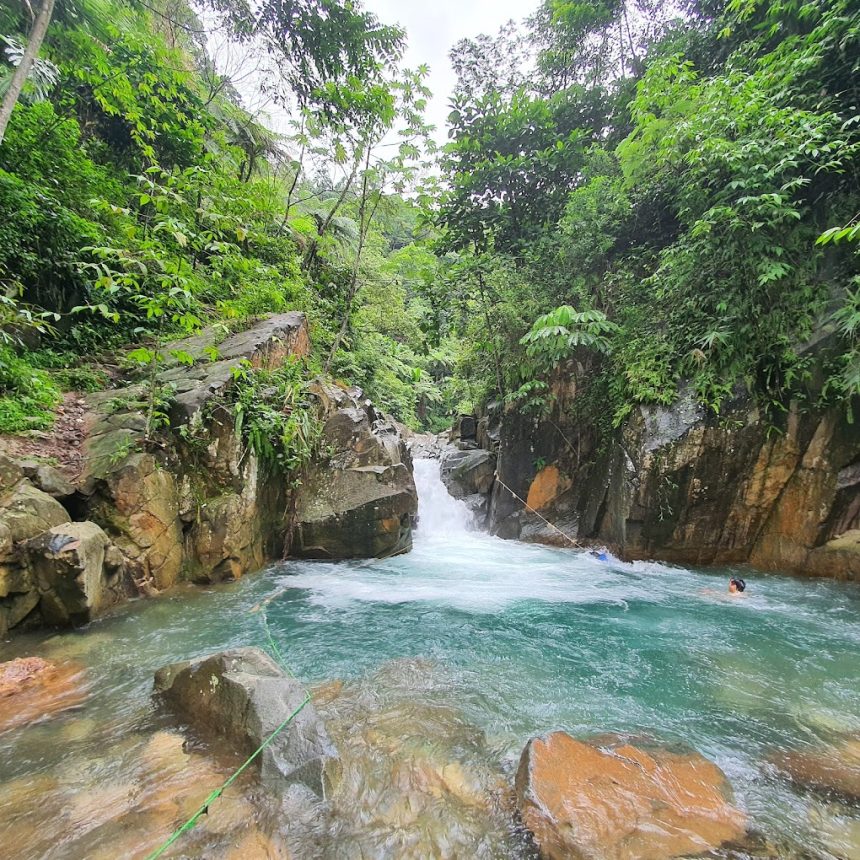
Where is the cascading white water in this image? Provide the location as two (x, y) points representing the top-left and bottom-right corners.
(412, 457), (473, 536)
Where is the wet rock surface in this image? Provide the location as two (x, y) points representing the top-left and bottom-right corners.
(0, 656), (88, 734)
(440, 447), (497, 498)
(0, 722), (287, 860)
(770, 734), (860, 802)
(154, 648), (338, 796)
(487, 386), (860, 579)
(280, 658), (521, 860)
(515, 731), (746, 860)
(292, 380), (417, 559)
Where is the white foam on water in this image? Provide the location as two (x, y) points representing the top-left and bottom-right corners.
(413, 456), (474, 537)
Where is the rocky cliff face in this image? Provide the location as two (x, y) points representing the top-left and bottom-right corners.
(0, 313), (417, 637)
(478, 388), (859, 579)
(291, 380), (417, 559)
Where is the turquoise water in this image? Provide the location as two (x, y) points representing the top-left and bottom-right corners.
(1, 459), (859, 858)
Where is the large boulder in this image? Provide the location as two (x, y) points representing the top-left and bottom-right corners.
(449, 414), (478, 444)
(0, 479), (71, 635)
(161, 311), (310, 425)
(291, 381), (417, 559)
(440, 448), (496, 499)
(154, 648), (338, 796)
(24, 521), (130, 626)
(19, 460), (75, 498)
(78, 313), (311, 589)
(0, 480), (70, 552)
(515, 731), (746, 860)
(488, 382), (860, 578)
(86, 451), (185, 591)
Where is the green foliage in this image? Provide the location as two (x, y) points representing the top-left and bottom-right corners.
(521, 305), (619, 370)
(0, 346), (61, 433)
(51, 365), (109, 392)
(434, 0), (860, 433)
(230, 357), (321, 480)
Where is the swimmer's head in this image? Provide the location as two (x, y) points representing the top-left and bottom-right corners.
(729, 577), (746, 593)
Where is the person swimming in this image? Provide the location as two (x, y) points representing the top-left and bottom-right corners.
(728, 577), (746, 595)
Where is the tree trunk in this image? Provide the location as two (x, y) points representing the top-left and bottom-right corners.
(0, 0), (56, 147)
(325, 145), (378, 371)
(477, 270), (506, 398)
(302, 153), (360, 274)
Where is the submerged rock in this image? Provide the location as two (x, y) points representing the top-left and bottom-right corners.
(292, 380), (417, 559)
(770, 734), (860, 802)
(0, 656), (88, 734)
(154, 648), (338, 796)
(281, 657), (519, 860)
(515, 731), (746, 860)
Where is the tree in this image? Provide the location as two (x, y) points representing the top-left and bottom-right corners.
(0, 0), (56, 146)
(200, 0), (405, 119)
(325, 66), (434, 368)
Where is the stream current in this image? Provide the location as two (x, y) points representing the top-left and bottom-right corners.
(1, 458), (859, 858)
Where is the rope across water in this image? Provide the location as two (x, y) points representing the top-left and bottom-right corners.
(145, 458), (575, 857)
(143, 606), (309, 860)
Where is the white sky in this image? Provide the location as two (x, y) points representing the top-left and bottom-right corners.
(222, 0), (540, 146)
(363, 0), (540, 140)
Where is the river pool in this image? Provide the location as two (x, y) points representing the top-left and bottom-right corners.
(1, 459), (858, 858)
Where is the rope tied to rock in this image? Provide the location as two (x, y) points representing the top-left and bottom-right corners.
(493, 469), (582, 549)
(144, 606), (309, 860)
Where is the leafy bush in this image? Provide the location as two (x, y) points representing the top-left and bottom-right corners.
(230, 357), (322, 481)
(0, 347), (61, 433)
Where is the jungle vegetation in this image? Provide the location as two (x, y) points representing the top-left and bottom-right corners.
(0, 0), (858, 443)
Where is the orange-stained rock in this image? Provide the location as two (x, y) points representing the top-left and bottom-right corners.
(0, 656), (88, 733)
(526, 465), (572, 512)
(771, 734), (860, 801)
(310, 678), (344, 706)
(515, 732), (746, 860)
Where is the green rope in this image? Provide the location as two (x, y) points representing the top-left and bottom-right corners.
(261, 604), (294, 678)
(144, 607), (308, 860)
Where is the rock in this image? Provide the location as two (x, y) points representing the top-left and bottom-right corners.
(299, 658), (517, 859)
(83, 451), (185, 590)
(0, 453), (24, 492)
(154, 648), (338, 796)
(19, 461), (75, 498)
(24, 521), (130, 626)
(161, 312), (310, 425)
(0, 480), (71, 635)
(462, 492), (489, 521)
(770, 734), (860, 801)
(406, 431), (448, 460)
(449, 415), (477, 443)
(292, 381), (417, 559)
(0, 480), (70, 554)
(71, 314), (312, 598)
(488, 382), (860, 579)
(515, 732), (746, 860)
(0, 656), (88, 733)
(440, 448), (496, 499)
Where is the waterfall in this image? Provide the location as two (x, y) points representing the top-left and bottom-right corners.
(412, 458), (473, 537)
